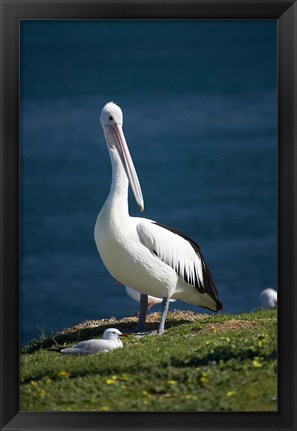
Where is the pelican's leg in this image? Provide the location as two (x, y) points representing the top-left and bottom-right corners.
(136, 294), (148, 332)
(158, 296), (170, 335)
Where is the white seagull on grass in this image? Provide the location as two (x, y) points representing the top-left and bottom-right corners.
(94, 102), (223, 335)
(60, 328), (125, 355)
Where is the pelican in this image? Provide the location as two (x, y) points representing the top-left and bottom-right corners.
(95, 102), (223, 334)
(60, 328), (125, 355)
(259, 288), (277, 309)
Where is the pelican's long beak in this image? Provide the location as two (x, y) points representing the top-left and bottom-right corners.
(104, 123), (144, 212)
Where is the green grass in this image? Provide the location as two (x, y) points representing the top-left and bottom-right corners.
(20, 309), (277, 412)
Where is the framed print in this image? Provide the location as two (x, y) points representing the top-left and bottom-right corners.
(1, 1), (296, 430)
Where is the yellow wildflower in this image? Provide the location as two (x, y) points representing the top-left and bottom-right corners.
(200, 373), (208, 384)
(99, 406), (110, 411)
(36, 389), (46, 398)
(57, 370), (70, 378)
(167, 380), (176, 385)
(252, 357), (263, 368)
(185, 394), (197, 400)
(105, 378), (116, 385)
(226, 391), (237, 397)
(220, 337), (230, 342)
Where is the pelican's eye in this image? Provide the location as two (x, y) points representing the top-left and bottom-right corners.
(109, 115), (114, 121)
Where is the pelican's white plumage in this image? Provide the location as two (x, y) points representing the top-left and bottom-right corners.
(259, 288), (277, 309)
(60, 328), (124, 355)
(95, 102), (222, 334)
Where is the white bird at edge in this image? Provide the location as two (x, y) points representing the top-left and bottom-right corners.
(60, 328), (126, 355)
(94, 102), (223, 335)
(125, 286), (176, 310)
(259, 288), (277, 309)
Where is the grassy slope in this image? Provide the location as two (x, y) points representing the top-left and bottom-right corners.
(20, 309), (277, 412)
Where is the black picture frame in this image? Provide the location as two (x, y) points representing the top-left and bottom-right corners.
(1, 1), (296, 430)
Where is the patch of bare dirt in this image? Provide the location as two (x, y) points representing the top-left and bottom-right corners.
(57, 310), (209, 336)
(203, 319), (257, 333)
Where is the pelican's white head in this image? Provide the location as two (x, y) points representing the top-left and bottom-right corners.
(100, 102), (123, 128)
(100, 102), (144, 212)
(102, 328), (125, 340)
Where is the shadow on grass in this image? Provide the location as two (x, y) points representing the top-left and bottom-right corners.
(170, 347), (277, 368)
(21, 318), (200, 354)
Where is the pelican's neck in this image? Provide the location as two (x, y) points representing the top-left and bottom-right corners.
(105, 147), (129, 216)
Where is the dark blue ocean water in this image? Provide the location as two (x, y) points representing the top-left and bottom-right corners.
(20, 20), (277, 345)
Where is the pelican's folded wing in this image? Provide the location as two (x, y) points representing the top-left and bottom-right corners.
(136, 220), (221, 307)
